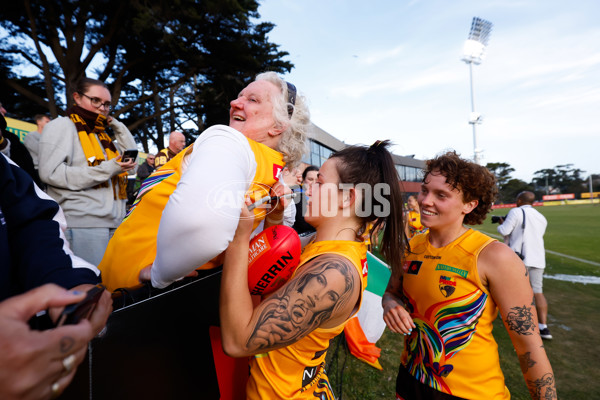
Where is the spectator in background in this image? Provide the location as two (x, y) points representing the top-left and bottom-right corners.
(24, 113), (51, 171)
(279, 166), (303, 227)
(38, 77), (137, 266)
(137, 153), (156, 182)
(497, 191), (551, 339)
(154, 130), (186, 169)
(292, 165), (318, 236)
(404, 194), (427, 238)
(281, 165), (302, 188)
(0, 103), (42, 187)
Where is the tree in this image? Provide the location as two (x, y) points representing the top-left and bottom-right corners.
(502, 179), (534, 203)
(0, 0), (292, 148)
(533, 164), (585, 196)
(486, 162), (516, 203)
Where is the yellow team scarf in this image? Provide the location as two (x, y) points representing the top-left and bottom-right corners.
(67, 105), (127, 199)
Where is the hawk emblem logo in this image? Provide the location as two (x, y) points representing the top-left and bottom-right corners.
(439, 275), (456, 297)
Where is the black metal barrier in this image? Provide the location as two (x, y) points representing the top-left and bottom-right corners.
(60, 268), (223, 399)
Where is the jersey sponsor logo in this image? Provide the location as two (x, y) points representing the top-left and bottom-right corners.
(435, 263), (468, 278)
(439, 275), (456, 297)
(403, 260), (422, 275)
(424, 255), (441, 260)
(361, 257), (368, 277)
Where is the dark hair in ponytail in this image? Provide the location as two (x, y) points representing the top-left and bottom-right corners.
(330, 140), (408, 273)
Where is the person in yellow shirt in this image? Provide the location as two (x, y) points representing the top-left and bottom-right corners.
(220, 140), (408, 399)
(99, 72), (310, 291)
(404, 194), (427, 238)
(383, 151), (556, 400)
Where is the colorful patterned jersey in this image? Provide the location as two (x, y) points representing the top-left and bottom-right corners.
(400, 229), (510, 400)
(247, 240), (367, 400)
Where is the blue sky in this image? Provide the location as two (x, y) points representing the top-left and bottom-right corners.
(257, 0), (600, 182)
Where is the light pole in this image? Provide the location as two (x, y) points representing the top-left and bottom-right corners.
(462, 17), (493, 164)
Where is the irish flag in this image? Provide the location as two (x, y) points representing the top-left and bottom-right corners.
(343, 251), (391, 370)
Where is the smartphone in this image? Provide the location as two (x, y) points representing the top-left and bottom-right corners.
(56, 284), (106, 327)
(121, 149), (138, 163)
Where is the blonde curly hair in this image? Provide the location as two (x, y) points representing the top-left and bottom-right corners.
(255, 72), (310, 168)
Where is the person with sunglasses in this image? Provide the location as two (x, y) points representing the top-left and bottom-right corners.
(38, 77), (137, 266)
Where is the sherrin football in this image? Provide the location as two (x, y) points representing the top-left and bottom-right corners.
(247, 225), (301, 296)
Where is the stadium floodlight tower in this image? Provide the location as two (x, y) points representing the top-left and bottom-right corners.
(462, 17), (493, 164)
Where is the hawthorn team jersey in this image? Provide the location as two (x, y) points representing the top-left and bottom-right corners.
(406, 210), (427, 238)
(246, 240), (368, 400)
(399, 229), (510, 400)
(99, 132), (284, 291)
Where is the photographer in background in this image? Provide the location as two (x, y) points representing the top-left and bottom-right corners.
(497, 191), (551, 339)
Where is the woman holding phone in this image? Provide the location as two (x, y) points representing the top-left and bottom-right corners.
(39, 77), (137, 266)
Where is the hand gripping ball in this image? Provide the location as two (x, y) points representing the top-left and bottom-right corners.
(247, 225), (301, 296)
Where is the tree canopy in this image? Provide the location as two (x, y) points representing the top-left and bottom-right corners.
(486, 162), (531, 203)
(0, 0), (292, 151)
(486, 161), (590, 203)
(533, 164), (586, 196)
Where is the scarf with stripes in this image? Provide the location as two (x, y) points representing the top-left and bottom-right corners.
(67, 105), (127, 199)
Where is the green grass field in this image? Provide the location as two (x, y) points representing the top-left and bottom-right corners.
(326, 204), (600, 400)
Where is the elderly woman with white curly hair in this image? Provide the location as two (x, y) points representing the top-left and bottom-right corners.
(99, 71), (310, 291)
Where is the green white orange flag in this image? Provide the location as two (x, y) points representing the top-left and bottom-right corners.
(343, 251), (391, 370)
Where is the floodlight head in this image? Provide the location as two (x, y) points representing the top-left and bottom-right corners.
(462, 17), (493, 64)
(467, 17), (493, 46)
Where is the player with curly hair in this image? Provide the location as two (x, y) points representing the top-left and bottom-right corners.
(383, 151), (556, 400)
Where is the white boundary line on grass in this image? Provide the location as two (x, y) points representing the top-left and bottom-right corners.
(478, 230), (600, 267)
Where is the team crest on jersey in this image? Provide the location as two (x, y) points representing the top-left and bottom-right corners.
(403, 260), (422, 275)
(361, 258), (368, 277)
(438, 275), (456, 297)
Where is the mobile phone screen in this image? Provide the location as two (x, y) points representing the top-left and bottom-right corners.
(121, 149), (138, 163)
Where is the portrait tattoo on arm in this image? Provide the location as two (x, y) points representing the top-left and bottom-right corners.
(246, 254), (357, 352)
(527, 373), (557, 400)
(518, 351), (536, 373)
(505, 305), (536, 335)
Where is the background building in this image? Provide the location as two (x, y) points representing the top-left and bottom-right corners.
(304, 123), (424, 196)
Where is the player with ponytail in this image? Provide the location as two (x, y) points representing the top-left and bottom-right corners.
(220, 140), (407, 399)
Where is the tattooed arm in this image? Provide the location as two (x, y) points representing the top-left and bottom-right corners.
(479, 241), (557, 400)
(382, 268), (415, 334)
(220, 208), (362, 357)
